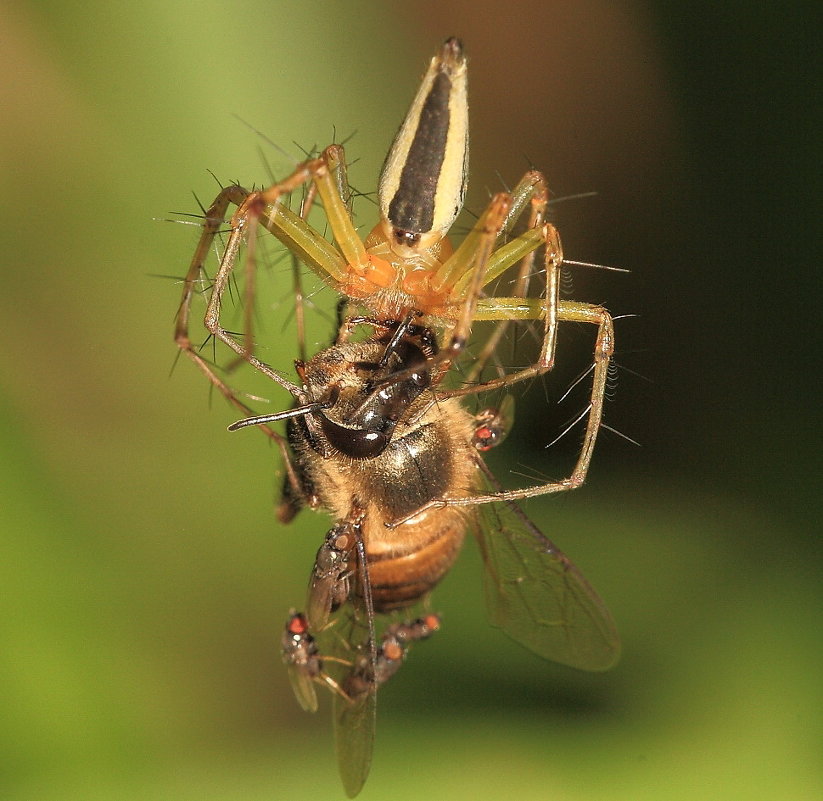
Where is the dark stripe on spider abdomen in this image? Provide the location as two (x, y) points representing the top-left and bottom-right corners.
(387, 71), (451, 235)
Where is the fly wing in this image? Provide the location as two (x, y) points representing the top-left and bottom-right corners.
(285, 663), (319, 713)
(472, 467), (620, 671)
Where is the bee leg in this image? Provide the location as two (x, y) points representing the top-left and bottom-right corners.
(276, 456), (321, 523)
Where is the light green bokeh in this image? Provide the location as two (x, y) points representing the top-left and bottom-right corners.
(0, 2), (819, 800)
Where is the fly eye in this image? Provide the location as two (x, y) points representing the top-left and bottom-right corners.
(472, 424), (498, 452)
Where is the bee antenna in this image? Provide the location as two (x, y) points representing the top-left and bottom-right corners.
(228, 398), (331, 431)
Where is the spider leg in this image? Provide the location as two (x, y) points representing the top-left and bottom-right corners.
(390, 298), (614, 526)
(383, 171), (555, 387)
(174, 150), (363, 496)
(464, 171), (549, 385)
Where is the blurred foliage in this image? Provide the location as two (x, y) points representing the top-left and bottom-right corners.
(0, 1), (819, 799)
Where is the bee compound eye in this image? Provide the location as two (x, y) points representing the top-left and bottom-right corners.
(318, 414), (390, 460)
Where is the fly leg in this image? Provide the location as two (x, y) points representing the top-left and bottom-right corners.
(345, 614), (441, 698)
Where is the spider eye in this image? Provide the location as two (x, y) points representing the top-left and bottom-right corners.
(393, 229), (421, 247)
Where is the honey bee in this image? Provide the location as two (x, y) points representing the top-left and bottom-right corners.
(174, 38), (620, 797)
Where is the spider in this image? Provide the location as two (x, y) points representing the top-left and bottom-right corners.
(173, 38), (619, 797)
(174, 38), (613, 493)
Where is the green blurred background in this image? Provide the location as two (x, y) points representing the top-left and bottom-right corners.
(1, 1), (819, 799)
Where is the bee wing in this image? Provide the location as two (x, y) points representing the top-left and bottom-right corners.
(334, 676), (376, 798)
(324, 528), (378, 798)
(472, 469), (620, 671)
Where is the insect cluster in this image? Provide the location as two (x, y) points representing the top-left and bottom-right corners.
(174, 38), (620, 797)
